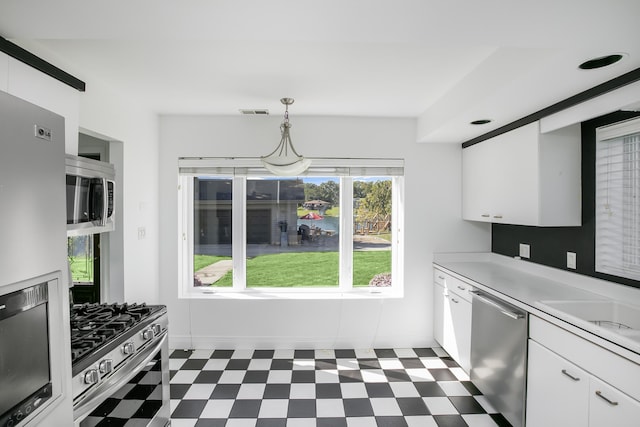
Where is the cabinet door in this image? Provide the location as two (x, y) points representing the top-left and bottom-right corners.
(462, 139), (495, 221)
(590, 377), (640, 427)
(442, 290), (459, 362)
(433, 282), (445, 346)
(526, 340), (589, 427)
(489, 122), (539, 225)
(448, 291), (472, 373)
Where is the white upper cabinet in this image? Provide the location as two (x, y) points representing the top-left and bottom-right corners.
(462, 121), (581, 226)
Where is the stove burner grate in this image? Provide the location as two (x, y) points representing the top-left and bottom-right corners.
(70, 302), (160, 364)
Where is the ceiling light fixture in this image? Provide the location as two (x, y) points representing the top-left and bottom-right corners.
(470, 119), (492, 125)
(261, 98), (311, 176)
(579, 54), (624, 70)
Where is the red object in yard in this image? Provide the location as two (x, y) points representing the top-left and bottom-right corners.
(300, 212), (324, 220)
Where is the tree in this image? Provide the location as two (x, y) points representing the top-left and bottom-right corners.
(353, 180), (371, 199)
(356, 179), (391, 220)
(303, 180), (339, 206)
(318, 180), (339, 206)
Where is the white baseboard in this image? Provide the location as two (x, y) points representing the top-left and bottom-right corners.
(169, 334), (435, 351)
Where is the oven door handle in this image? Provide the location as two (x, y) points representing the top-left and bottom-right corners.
(73, 332), (167, 422)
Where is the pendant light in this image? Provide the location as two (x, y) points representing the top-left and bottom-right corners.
(261, 97), (311, 175)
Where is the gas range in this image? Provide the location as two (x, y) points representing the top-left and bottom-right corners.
(70, 303), (170, 426)
(70, 303), (165, 373)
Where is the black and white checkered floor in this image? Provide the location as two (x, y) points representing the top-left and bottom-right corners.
(169, 348), (511, 427)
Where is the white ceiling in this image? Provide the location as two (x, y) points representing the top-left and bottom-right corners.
(1, 0), (640, 143)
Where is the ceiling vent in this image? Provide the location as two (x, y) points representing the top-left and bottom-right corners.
(239, 109), (269, 115)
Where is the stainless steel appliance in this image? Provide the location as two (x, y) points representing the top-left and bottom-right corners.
(66, 154), (116, 236)
(0, 90), (72, 426)
(71, 303), (170, 426)
(0, 280), (53, 426)
(470, 291), (528, 427)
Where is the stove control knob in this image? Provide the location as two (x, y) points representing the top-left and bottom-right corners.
(141, 328), (154, 340)
(99, 359), (113, 374)
(122, 342), (135, 355)
(152, 323), (162, 335)
(84, 369), (99, 385)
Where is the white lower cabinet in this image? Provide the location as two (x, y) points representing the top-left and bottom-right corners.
(589, 377), (640, 427)
(527, 318), (640, 427)
(444, 289), (472, 373)
(527, 340), (589, 427)
(433, 268), (473, 373)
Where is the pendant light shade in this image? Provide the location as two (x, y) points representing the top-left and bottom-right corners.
(261, 98), (311, 175)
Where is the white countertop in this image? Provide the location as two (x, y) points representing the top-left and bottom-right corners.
(433, 253), (640, 363)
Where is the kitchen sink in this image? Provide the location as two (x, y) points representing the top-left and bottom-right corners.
(538, 300), (640, 329)
(537, 299), (640, 352)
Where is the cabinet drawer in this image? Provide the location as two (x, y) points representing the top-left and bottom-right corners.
(447, 276), (473, 302)
(433, 269), (474, 303)
(434, 270), (447, 286)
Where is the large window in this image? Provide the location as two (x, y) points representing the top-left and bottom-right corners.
(178, 158), (404, 296)
(596, 117), (640, 281)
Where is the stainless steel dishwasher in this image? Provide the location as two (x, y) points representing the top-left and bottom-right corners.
(470, 291), (528, 427)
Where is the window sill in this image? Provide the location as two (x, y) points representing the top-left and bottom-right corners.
(179, 288), (403, 300)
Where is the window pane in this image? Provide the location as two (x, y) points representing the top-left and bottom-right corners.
(68, 235), (94, 283)
(353, 177), (392, 287)
(246, 177), (339, 287)
(193, 177), (233, 287)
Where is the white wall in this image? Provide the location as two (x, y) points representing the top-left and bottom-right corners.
(77, 78), (160, 304)
(159, 115), (490, 349)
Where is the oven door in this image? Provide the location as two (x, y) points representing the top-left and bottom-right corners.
(73, 332), (170, 426)
(0, 275), (66, 427)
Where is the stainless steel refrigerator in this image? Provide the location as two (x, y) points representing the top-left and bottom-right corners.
(0, 90), (73, 426)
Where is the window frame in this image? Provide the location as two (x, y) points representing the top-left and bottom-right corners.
(178, 157), (404, 299)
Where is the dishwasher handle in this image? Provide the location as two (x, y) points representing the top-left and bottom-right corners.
(471, 291), (525, 320)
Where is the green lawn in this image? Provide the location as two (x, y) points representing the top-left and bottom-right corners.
(68, 257), (93, 282)
(199, 250), (390, 288)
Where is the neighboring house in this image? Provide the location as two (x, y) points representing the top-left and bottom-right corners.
(303, 200), (331, 214)
(195, 178), (304, 245)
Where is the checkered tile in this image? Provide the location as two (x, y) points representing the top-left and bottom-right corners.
(169, 348), (512, 427)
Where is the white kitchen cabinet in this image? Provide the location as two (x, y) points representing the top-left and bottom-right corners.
(527, 317), (640, 427)
(589, 377), (640, 427)
(462, 121), (581, 226)
(527, 340), (590, 427)
(433, 268), (473, 373)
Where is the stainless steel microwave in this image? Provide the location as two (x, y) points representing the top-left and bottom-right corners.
(66, 154), (115, 236)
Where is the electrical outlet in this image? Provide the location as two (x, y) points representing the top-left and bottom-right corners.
(567, 252), (577, 269)
(519, 243), (530, 259)
(138, 227), (146, 240)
